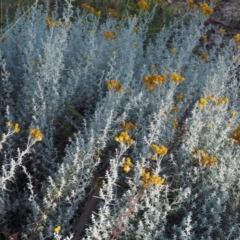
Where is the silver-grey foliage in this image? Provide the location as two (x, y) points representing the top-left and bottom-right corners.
(0, 1), (240, 239)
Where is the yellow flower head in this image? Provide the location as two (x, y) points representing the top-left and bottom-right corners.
(158, 145), (168, 155)
(114, 131), (134, 145)
(141, 168), (165, 188)
(96, 11), (101, 17)
(213, 97), (229, 105)
(173, 119), (178, 129)
(108, 8), (119, 18)
(138, 0), (150, 11)
(171, 105), (179, 114)
(30, 128), (43, 141)
(201, 35), (207, 41)
(171, 48), (177, 54)
(122, 157), (133, 173)
(201, 53), (209, 61)
(151, 143), (168, 156)
(199, 97), (208, 105)
(198, 97), (208, 109)
(104, 31), (117, 39)
(82, 4), (95, 14)
(231, 110), (237, 117)
(143, 74), (167, 91)
(151, 64), (156, 69)
(45, 17), (53, 25)
(82, 3), (89, 8)
(209, 122), (214, 128)
(14, 123), (20, 133)
(232, 124), (240, 144)
(234, 33), (240, 43)
(177, 92), (184, 101)
(199, 3), (213, 17)
(219, 28), (225, 34)
(133, 27), (138, 33)
(121, 121), (137, 131)
(54, 226), (61, 233)
(206, 94), (214, 100)
(151, 143), (159, 153)
(106, 80), (123, 92)
(192, 149), (217, 166)
(7, 121), (20, 133)
(188, 0), (194, 9)
(170, 73), (185, 83)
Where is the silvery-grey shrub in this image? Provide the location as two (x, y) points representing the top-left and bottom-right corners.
(0, 1), (240, 239)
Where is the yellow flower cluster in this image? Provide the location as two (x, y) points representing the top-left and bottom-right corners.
(45, 17), (52, 25)
(201, 53), (209, 61)
(231, 110), (237, 117)
(219, 28), (226, 34)
(213, 97), (229, 105)
(192, 149), (217, 166)
(171, 48), (177, 54)
(206, 94), (214, 100)
(106, 80), (123, 92)
(45, 17), (69, 29)
(114, 131), (134, 145)
(104, 30), (117, 39)
(198, 95), (229, 109)
(209, 122), (214, 128)
(82, 3), (94, 13)
(141, 168), (165, 188)
(234, 34), (240, 42)
(122, 157), (133, 173)
(137, 0), (150, 11)
(45, 17), (59, 27)
(151, 143), (168, 158)
(121, 121), (137, 131)
(177, 92), (184, 101)
(201, 35), (207, 41)
(133, 27), (138, 33)
(198, 97), (208, 109)
(96, 11), (101, 17)
(54, 225), (61, 233)
(170, 73), (185, 83)
(232, 124), (240, 144)
(7, 121), (20, 133)
(30, 128), (43, 141)
(108, 8), (119, 18)
(234, 34), (240, 49)
(173, 119), (178, 129)
(143, 74), (167, 91)
(82, 3), (101, 16)
(171, 105), (179, 114)
(199, 3), (213, 17)
(188, 0), (194, 9)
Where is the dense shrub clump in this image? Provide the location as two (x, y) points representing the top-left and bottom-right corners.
(1, 1), (240, 239)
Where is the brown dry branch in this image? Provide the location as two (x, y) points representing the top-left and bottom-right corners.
(72, 187), (100, 240)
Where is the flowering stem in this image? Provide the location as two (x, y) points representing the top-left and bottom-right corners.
(109, 190), (145, 240)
